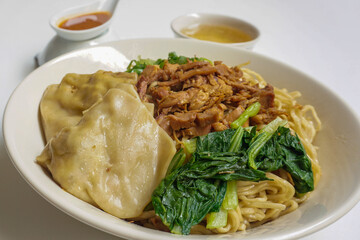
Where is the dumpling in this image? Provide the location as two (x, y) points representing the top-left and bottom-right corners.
(39, 70), (138, 142)
(37, 88), (176, 218)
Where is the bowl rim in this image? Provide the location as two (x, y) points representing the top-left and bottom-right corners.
(3, 38), (360, 240)
(171, 12), (260, 46)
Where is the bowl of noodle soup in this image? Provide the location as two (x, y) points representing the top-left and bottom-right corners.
(3, 38), (360, 239)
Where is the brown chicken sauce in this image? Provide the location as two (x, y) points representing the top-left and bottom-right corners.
(136, 60), (284, 142)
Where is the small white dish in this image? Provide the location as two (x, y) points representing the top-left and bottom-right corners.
(171, 13), (260, 50)
(4, 38), (360, 240)
(36, 0), (119, 66)
(50, 0), (119, 41)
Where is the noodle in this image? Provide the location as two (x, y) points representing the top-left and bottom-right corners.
(138, 66), (321, 234)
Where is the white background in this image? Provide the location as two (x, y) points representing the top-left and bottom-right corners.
(0, 0), (359, 239)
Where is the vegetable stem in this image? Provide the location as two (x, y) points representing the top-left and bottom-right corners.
(230, 102), (261, 129)
(206, 208), (228, 229)
(228, 127), (244, 152)
(166, 148), (186, 176)
(207, 126), (243, 229)
(248, 117), (287, 169)
(171, 224), (182, 234)
(183, 138), (197, 155)
(222, 180), (238, 210)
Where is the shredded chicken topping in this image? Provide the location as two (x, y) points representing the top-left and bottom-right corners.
(136, 60), (283, 141)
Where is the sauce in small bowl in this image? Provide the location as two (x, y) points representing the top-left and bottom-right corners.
(58, 11), (112, 31)
(50, 0), (119, 41)
(172, 13), (260, 50)
(181, 24), (253, 44)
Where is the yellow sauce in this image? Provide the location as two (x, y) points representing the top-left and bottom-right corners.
(181, 24), (253, 43)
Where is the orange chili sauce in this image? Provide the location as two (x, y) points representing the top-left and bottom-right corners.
(58, 11), (111, 30)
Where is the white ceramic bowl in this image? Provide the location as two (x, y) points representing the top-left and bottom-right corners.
(171, 13), (260, 50)
(37, 0), (120, 65)
(3, 38), (360, 240)
(50, 0), (119, 41)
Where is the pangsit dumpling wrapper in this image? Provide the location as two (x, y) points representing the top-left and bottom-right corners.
(39, 70), (153, 142)
(37, 72), (175, 218)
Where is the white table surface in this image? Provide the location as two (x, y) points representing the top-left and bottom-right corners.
(1, 0), (359, 239)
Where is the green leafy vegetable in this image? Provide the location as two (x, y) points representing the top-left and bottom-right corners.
(152, 170), (227, 235)
(152, 128), (268, 235)
(195, 129), (234, 152)
(255, 126), (314, 193)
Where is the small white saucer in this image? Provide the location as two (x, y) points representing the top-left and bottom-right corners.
(35, 29), (117, 66)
